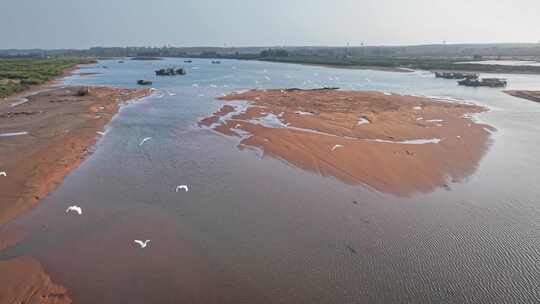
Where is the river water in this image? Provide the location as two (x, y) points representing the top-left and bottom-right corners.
(1, 58), (540, 303)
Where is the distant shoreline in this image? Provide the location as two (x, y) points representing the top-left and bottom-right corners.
(295, 62), (414, 73)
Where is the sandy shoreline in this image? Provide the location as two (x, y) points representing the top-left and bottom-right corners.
(200, 89), (493, 195)
(0, 81), (152, 303)
(0, 85), (152, 224)
(504, 90), (540, 103)
(298, 62), (414, 73)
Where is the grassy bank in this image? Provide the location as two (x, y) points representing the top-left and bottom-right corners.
(0, 58), (95, 98)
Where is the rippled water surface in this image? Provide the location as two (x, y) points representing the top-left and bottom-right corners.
(2, 58), (540, 303)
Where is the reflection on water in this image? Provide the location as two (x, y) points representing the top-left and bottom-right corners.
(2, 58), (540, 303)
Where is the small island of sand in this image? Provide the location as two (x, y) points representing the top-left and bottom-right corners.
(200, 89), (494, 195)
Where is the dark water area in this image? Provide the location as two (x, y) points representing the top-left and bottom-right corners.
(1, 58), (540, 303)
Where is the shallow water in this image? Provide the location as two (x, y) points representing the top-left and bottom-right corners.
(2, 58), (540, 303)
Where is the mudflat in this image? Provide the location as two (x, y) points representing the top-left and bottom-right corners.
(505, 90), (540, 103)
(200, 89), (493, 195)
(0, 86), (152, 225)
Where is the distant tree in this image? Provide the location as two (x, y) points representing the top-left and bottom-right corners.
(473, 54), (483, 60)
(259, 48), (288, 58)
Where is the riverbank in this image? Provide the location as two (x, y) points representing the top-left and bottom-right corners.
(504, 90), (540, 103)
(299, 62), (413, 73)
(259, 57), (540, 75)
(0, 84), (152, 303)
(0, 58), (96, 98)
(201, 89), (493, 195)
(0, 85), (153, 225)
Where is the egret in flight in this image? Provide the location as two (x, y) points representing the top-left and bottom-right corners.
(176, 185), (189, 192)
(66, 205), (82, 215)
(134, 240), (150, 248)
(139, 137), (152, 146)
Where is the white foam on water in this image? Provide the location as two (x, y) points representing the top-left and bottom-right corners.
(0, 131), (29, 137)
(383, 92), (392, 96)
(426, 119), (444, 122)
(416, 117), (424, 121)
(295, 111), (314, 116)
(413, 106), (422, 110)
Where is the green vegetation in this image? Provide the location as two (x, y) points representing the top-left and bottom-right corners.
(260, 48), (289, 57)
(0, 58), (94, 98)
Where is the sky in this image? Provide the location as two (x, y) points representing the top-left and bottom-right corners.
(1, 0), (540, 49)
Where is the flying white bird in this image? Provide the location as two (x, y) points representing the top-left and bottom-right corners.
(0, 171), (6, 177)
(134, 240), (150, 248)
(66, 205), (82, 215)
(331, 144), (344, 151)
(176, 185), (189, 192)
(139, 137), (152, 146)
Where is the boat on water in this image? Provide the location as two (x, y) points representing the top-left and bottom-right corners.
(155, 68), (186, 76)
(435, 72), (478, 80)
(184, 60), (192, 63)
(136, 80), (153, 85)
(458, 77), (507, 88)
(211, 60), (221, 64)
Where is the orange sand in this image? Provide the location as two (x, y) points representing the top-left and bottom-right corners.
(0, 86), (153, 225)
(201, 89), (493, 195)
(0, 256), (72, 304)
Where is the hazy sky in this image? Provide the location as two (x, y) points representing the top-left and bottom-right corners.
(2, 0), (539, 49)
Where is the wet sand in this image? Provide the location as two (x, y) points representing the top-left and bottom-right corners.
(0, 86), (152, 224)
(505, 90), (540, 103)
(0, 204), (69, 304)
(0, 85), (152, 303)
(0, 256), (72, 304)
(201, 89), (493, 195)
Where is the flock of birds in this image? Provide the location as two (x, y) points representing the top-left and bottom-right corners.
(0, 134), (190, 249)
